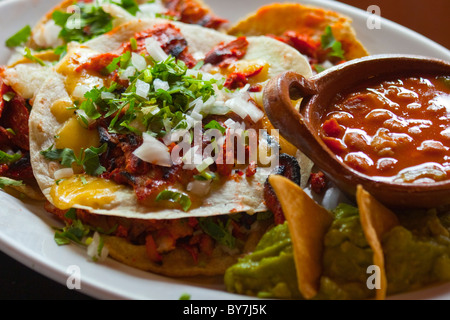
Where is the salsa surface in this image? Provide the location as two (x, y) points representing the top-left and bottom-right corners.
(320, 74), (450, 183)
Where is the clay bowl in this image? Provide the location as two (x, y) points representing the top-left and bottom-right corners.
(263, 54), (450, 209)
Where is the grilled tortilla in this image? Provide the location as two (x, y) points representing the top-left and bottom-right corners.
(28, 0), (228, 50)
(228, 2), (369, 70)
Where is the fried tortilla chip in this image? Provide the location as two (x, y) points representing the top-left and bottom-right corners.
(356, 184), (400, 300)
(268, 174), (333, 299)
(227, 2), (368, 61)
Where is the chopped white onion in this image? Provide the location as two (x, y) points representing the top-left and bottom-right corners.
(163, 129), (189, 145)
(136, 1), (165, 18)
(224, 118), (236, 128)
(187, 179), (212, 197)
(196, 157), (214, 172)
(87, 232), (109, 262)
(135, 79), (150, 98)
(205, 102), (230, 115)
(153, 78), (170, 91)
(182, 145), (202, 170)
(72, 84), (91, 100)
(224, 92), (264, 123)
(32, 20), (63, 48)
(131, 52), (147, 72)
(101, 91), (115, 100)
(184, 115), (197, 130)
(240, 83), (251, 92)
(145, 37), (169, 62)
(119, 66), (137, 80)
(53, 168), (74, 180)
(192, 51), (206, 61)
(190, 110), (203, 121)
(76, 109), (96, 126)
(133, 133), (172, 167)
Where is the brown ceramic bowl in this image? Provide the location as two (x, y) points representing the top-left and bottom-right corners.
(263, 54), (450, 209)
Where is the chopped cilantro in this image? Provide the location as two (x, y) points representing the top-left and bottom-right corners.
(179, 293), (191, 300)
(40, 143), (107, 176)
(194, 171), (216, 181)
(313, 64), (326, 73)
(112, 0), (140, 16)
(5, 25), (31, 48)
(2, 92), (15, 102)
(89, 54), (221, 137)
(23, 47), (46, 66)
(155, 190), (192, 211)
(52, 3), (113, 43)
(54, 217), (90, 246)
(198, 217), (236, 248)
(54, 208), (117, 247)
(204, 120), (226, 134)
(53, 45), (68, 59)
(52, 0), (141, 44)
(321, 26), (345, 60)
(0, 150), (21, 164)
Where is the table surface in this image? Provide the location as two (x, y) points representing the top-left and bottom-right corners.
(1, 0), (449, 301)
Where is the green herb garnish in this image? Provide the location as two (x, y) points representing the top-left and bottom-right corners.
(52, 3), (114, 43)
(204, 120), (226, 134)
(23, 47), (46, 66)
(5, 25), (31, 48)
(0, 150), (21, 164)
(40, 143), (108, 176)
(155, 190), (192, 211)
(198, 217), (236, 248)
(321, 26), (345, 60)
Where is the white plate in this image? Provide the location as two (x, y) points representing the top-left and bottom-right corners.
(1, 0), (450, 300)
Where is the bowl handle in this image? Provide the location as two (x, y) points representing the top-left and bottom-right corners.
(263, 71), (319, 153)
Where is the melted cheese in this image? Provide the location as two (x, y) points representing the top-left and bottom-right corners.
(56, 46), (105, 98)
(55, 116), (100, 155)
(50, 175), (122, 210)
(51, 99), (75, 123)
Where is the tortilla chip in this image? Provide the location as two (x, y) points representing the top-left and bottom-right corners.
(356, 185), (400, 300)
(268, 174), (333, 299)
(227, 3), (368, 61)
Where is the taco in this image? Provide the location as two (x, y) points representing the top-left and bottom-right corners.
(0, 0), (228, 201)
(28, 18), (312, 276)
(227, 2), (369, 73)
(28, 0), (228, 51)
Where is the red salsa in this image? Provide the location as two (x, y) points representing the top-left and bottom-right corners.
(320, 75), (450, 183)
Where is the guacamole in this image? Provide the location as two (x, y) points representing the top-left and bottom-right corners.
(224, 221), (301, 299)
(224, 204), (450, 300)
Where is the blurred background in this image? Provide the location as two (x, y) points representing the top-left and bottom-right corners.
(337, 0), (449, 49)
